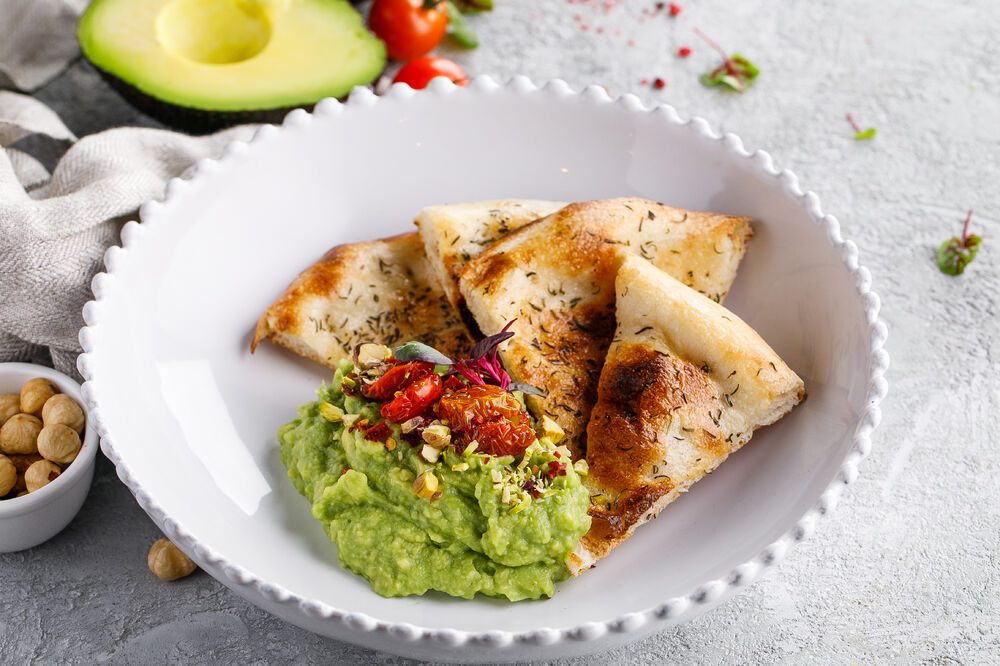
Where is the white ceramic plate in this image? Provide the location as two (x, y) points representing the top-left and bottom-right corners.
(78, 77), (888, 663)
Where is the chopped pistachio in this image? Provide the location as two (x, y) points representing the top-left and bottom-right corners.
(463, 440), (479, 457)
(537, 415), (565, 444)
(420, 444), (441, 463)
(341, 414), (360, 428)
(341, 376), (357, 389)
(412, 471), (439, 498)
(318, 402), (344, 422)
(556, 445), (572, 459)
(591, 494), (609, 506)
(573, 459), (589, 475)
(421, 424), (451, 448)
(490, 469), (503, 484)
(400, 417), (422, 434)
(451, 462), (470, 472)
(385, 437), (397, 452)
(357, 343), (392, 368)
(501, 485), (511, 504)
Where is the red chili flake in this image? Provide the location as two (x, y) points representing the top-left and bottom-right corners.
(678, 46), (692, 57)
(653, 77), (667, 89)
(640, 78), (649, 85)
(546, 460), (568, 480)
(596, 26), (604, 34)
(522, 477), (541, 499)
(363, 421), (392, 442)
(483, 456), (491, 465)
(669, 3), (682, 16)
(341, 467), (349, 475)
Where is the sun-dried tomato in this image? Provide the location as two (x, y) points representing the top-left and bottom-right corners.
(434, 384), (535, 457)
(363, 362), (434, 401)
(381, 374), (443, 423)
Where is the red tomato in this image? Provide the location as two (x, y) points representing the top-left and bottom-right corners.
(381, 374), (444, 423)
(392, 57), (469, 90)
(363, 362), (433, 401)
(434, 385), (534, 456)
(369, 0), (449, 62)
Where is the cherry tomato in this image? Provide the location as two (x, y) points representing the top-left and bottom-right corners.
(381, 373), (444, 423)
(363, 362), (433, 401)
(369, 0), (449, 62)
(392, 56), (469, 90)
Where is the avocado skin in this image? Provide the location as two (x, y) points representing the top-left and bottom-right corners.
(94, 65), (318, 133)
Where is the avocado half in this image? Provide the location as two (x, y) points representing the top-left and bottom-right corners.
(78, 0), (386, 132)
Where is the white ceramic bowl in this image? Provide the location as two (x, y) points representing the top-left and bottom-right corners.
(0, 363), (98, 552)
(78, 76), (888, 662)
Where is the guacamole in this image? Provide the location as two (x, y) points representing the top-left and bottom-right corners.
(278, 361), (591, 601)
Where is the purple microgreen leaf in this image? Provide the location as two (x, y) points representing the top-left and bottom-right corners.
(470, 319), (516, 360)
(508, 382), (545, 396)
(393, 341), (454, 366)
(453, 360), (485, 385)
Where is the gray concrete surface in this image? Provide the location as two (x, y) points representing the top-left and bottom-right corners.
(2, 0), (1000, 663)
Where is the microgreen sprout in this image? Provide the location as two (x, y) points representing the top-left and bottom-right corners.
(937, 210), (982, 276)
(695, 28), (759, 92)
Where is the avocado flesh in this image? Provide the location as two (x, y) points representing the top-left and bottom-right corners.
(78, 0), (386, 113)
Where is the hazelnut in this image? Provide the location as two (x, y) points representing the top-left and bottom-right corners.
(0, 413), (41, 455)
(0, 394), (19, 425)
(20, 378), (57, 415)
(24, 459), (60, 492)
(9, 453), (42, 474)
(0, 454), (15, 496)
(8, 454), (39, 496)
(37, 424), (81, 464)
(147, 538), (198, 581)
(41, 394), (85, 433)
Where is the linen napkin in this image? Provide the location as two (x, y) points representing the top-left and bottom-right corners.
(0, 91), (255, 377)
(0, 0), (89, 91)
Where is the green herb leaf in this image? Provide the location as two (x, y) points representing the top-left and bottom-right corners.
(393, 341), (454, 366)
(937, 210), (982, 275)
(508, 382), (546, 397)
(701, 53), (759, 92)
(446, 1), (479, 49)
(450, 0), (493, 12)
(854, 128), (877, 140)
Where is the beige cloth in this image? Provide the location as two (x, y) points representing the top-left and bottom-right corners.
(0, 0), (88, 91)
(0, 91), (255, 376)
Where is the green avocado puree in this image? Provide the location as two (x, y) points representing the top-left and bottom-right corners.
(278, 361), (591, 601)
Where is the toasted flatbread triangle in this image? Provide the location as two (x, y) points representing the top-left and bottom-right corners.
(459, 198), (754, 460)
(567, 254), (805, 575)
(252, 232), (471, 368)
(415, 200), (567, 324)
